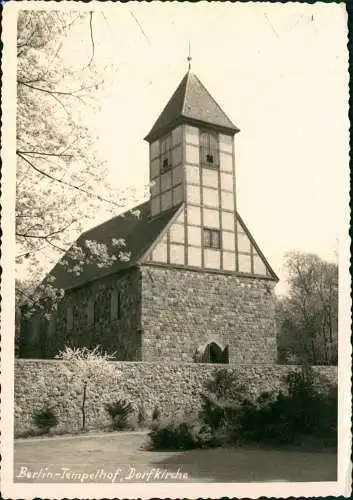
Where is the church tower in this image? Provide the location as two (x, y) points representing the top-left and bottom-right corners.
(144, 68), (276, 279)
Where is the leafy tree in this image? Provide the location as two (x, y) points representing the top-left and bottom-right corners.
(16, 10), (135, 307)
(55, 345), (118, 431)
(277, 252), (338, 365)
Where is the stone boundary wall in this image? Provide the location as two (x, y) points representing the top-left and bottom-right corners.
(14, 360), (337, 437)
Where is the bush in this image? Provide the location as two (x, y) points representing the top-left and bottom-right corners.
(238, 367), (338, 446)
(104, 399), (134, 431)
(137, 405), (147, 427)
(199, 393), (226, 430)
(149, 417), (215, 450)
(152, 405), (161, 422)
(204, 369), (246, 404)
(199, 366), (337, 447)
(32, 407), (58, 434)
(150, 367), (337, 451)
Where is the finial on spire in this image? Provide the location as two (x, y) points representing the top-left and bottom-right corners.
(187, 41), (192, 71)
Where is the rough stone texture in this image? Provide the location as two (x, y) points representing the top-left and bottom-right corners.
(20, 265), (277, 364)
(21, 269), (142, 360)
(141, 265), (277, 363)
(14, 359), (337, 437)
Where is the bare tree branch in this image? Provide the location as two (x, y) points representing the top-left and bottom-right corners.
(86, 12), (95, 68)
(17, 150), (73, 158)
(16, 220), (76, 240)
(16, 287), (37, 305)
(17, 151), (124, 208)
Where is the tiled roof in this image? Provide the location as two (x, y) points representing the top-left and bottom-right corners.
(145, 71), (239, 142)
(48, 201), (182, 290)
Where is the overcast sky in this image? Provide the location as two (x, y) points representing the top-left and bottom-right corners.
(18, 2), (350, 294)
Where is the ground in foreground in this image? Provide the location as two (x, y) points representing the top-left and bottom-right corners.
(14, 431), (337, 483)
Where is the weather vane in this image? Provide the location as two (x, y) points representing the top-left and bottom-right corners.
(187, 41), (192, 71)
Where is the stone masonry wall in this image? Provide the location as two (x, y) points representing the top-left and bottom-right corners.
(14, 359), (337, 437)
(55, 268), (142, 360)
(140, 265), (277, 363)
(21, 268), (142, 360)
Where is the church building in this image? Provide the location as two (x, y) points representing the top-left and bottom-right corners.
(19, 67), (279, 363)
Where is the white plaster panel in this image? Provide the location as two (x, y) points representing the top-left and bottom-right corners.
(203, 187), (219, 208)
(172, 126), (182, 146)
(222, 231), (235, 251)
(219, 134), (233, 154)
(151, 197), (160, 217)
(220, 152), (233, 172)
(238, 232), (251, 253)
(161, 171), (172, 192)
(169, 223), (185, 244)
(172, 165), (183, 186)
(161, 190), (172, 211)
(221, 172), (233, 192)
(253, 253), (267, 275)
(150, 140), (160, 159)
(185, 125), (199, 145)
(222, 211), (235, 231)
(172, 145), (182, 166)
(173, 185), (183, 206)
(188, 246), (202, 267)
(221, 191), (234, 211)
(188, 226), (201, 247)
(202, 168), (218, 188)
(223, 251), (236, 271)
(203, 208), (220, 228)
(152, 242), (168, 263)
(150, 158), (160, 179)
(187, 184), (200, 205)
(170, 244), (185, 265)
(186, 145), (200, 164)
(188, 205), (201, 226)
(238, 253), (252, 273)
(204, 249), (221, 269)
(186, 164), (200, 184)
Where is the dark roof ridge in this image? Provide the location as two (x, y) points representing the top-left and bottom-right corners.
(181, 70), (191, 117)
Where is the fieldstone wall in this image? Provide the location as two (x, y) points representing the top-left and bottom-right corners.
(14, 359), (337, 437)
(20, 269), (142, 360)
(140, 265), (277, 363)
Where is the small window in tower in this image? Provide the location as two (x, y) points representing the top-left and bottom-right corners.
(204, 228), (221, 249)
(200, 131), (219, 168)
(161, 134), (172, 171)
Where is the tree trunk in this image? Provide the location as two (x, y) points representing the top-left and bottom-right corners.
(81, 382), (87, 432)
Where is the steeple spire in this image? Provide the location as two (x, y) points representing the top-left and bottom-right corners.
(187, 41), (192, 71)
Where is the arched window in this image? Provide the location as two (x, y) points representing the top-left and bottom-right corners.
(202, 342), (229, 364)
(200, 131), (219, 167)
(203, 342), (223, 363)
(66, 305), (73, 332)
(110, 290), (121, 321)
(94, 299), (100, 325)
(87, 298), (95, 326)
(48, 311), (57, 336)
